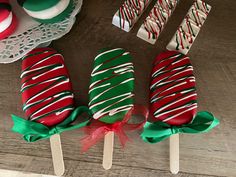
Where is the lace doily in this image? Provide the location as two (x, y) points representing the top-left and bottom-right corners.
(0, 0), (83, 63)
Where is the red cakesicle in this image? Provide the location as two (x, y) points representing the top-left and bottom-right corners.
(150, 50), (197, 126)
(21, 48), (74, 127)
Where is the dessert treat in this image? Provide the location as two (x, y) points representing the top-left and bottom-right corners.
(81, 48), (148, 151)
(137, 0), (179, 44)
(141, 50), (219, 143)
(112, 0), (152, 32)
(89, 48), (135, 124)
(166, 0), (211, 54)
(17, 0), (73, 23)
(20, 48), (74, 127)
(12, 48), (91, 142)
(141, 51), (219, 175)
(0, 0), (18, 39)
(150, 50), (197, 126)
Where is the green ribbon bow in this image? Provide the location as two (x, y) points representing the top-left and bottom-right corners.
(11, 106), (92, 142)
(141, 111), (219, 143)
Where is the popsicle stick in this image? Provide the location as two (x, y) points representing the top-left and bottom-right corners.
(50, 134), (65, 176)
(170, 134), (179, 174)
(103, 131), (114, 170)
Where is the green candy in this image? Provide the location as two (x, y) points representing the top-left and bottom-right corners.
(22, 0), (61, 11)
(20, 0), (73, 23)
(36, 1), (73, 24)
(89, 48), (135, 124)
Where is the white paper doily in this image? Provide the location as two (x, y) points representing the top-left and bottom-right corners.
(0, 0), (83, 63)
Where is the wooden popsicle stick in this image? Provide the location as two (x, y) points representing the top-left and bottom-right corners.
(50, 134), (65, 176)
(102, 131), (114, 170)
(170, 134), (179, 174)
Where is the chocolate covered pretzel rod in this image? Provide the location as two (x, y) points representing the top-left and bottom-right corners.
(166, 0), (211, 54)
(137, 0), (179, 44)
(112, 0), (152, 32)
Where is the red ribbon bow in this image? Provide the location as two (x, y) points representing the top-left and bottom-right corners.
(81, 105), (149, 152)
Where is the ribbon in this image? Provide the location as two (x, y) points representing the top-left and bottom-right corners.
(80, 105), (149, 152)
(11, 106), (92, 142)
(141, 111), (219, 143)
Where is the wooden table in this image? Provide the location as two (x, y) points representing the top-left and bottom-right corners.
(0, 0), (235, 176)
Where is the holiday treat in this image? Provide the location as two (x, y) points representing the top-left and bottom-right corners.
(81, 48), (148, 151)
(89, 48), (135, 124)
(17, 0), (73, 23)
(141, 50), (219, 143)
(0, 0), (18, 39)
(12, 48), (91, 142)
(112, 0), (152, 32)
(137, 0), (179, 44)
(20, 48), (74, 127)
(166, 0), (211, 54)
(150, 50), (197, 126)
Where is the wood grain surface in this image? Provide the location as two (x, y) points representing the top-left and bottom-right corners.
(0, 0), (235, 176)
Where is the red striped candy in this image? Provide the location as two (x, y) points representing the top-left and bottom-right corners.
(0, 1), (18, 39)
(150, 50), (197, 126)
(21, 48), (74, 127)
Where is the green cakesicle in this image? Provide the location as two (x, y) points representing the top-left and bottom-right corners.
(89, 48), (135, 124)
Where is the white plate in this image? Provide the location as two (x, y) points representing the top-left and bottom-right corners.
(0, 0), (83, 63)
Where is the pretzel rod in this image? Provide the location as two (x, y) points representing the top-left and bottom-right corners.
(137, 0), (179, 44)
(112, 0), (152, 32)
(166, 0), (211, 54)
